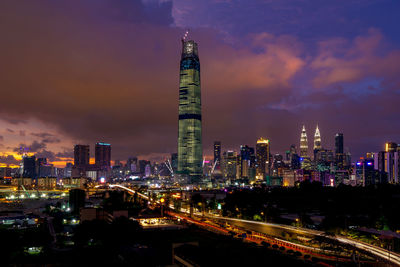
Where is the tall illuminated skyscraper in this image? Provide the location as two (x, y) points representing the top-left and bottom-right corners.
(177, 36), (203, 182)
(314, 125), (321, 150)
(256, 138), (270, 179)
(300, 125), (308, 157)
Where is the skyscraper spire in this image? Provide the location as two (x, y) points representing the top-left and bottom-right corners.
(300, 125), (308, 157)
(314, 125), (322, 150)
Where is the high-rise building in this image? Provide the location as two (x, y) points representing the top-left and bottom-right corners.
(171, 153), (178, 173)
(127, 157), (138, 172)
(95, 142), (111, 169)
(335, 133), (345, 170)
(313, 125), (321, 150)
(22, 155), (36, 178)
(222, 151), (237, 179)
(177, 37), (203, 182)
(315, 149), (334, 163)
(335, 133), (344, 154)
(256, 138), (270, 179)
(74, 145), (90, 167)
(65, 162), (73, 178)
(139, 160), (150, 177)
(300, 125), (308, 157)
(213, 141), (221, 170)
(385, 142), (398, 152)
(384, 150), (399, 184)
(69, 188), (86, 214)
(239, 145), (254, 178)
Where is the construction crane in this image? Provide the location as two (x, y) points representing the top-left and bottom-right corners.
(211, 160), (218, 175)
(164, 159), (174, 177)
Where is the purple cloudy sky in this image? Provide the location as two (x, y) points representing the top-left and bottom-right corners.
(0, 0), (399, 165)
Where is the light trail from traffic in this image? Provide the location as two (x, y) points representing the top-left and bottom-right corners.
(108, 184), (149, 200)
(209, 216), (400, 266)
(105, 184), (400, 265)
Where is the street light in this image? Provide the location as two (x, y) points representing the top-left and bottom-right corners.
(160, 198), (165, 217)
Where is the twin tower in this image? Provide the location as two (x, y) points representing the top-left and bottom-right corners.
(300, 125), (321, 158)
(177, 37), (203, 182)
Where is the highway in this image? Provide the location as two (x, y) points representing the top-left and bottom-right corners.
(106, 184), (400, 265)
(208, 216), (400, 266)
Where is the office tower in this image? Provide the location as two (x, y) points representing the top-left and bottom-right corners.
(65, 162), (73, 178)
(377, 151), (385, 172)
(256, 138), (270, 179)
(127, 157), (138, 172)
(272, 154), (284, 169)
(222, 151), (237, 179)
(69, 188), (86, 214)
(335, 133), (345, 169)
(291, 154), (301, 170)
(74, 145), (90, 167)
(240, 145), (254, 178)
(384, 150), (399, 184)
(36, 157), (46, 177)
(300, 125), (308, 157)
(171, 153), (178, 173)
(177, 37), (203, 182)
(385, 142), (398, 152)
(22, 155), (36, 178)
(361, 158), (378, 186)
(95, 142), (111, 168)
(289, 144), (297, 156)
(335, 133), (344, 154)
(375, 148), (395, 184)
(213, 141), (221, 170)
(240, 145), (254, 161)
(315, 149), (334, 163)
(139, 160), (150, 177)
(236, 154), (242, 179)
(144, 164), (152, 177)
(313, 125), (321, 150)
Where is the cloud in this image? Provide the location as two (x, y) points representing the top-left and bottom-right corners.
(56, 149), (74, 158)
(0, 0), (399, 162)
(14, 141), (47, 153)
(35, 149), (56, 161)
(311, 28), (400, 89)
(31, 132), (61, 144)
(0, 0), (308, 161)
(203, 32), (304, 91)
(0, 155), (20, 165)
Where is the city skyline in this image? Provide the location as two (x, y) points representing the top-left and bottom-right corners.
(0, 0), (400, 166)
(2, 2), (400, 265)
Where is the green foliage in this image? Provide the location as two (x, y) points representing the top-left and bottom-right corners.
(222, 183), (400, 232)
(253, 214), (262, 221)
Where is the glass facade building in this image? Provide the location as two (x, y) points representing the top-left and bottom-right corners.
(177, 39), (203, 182)
(256, 138), (270, 179)
(95, 142), (111, 169)
(213, 141), (221, 170)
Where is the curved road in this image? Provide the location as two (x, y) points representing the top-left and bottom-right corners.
(210, 216), (400, 266)
(107, 184), (400, 265)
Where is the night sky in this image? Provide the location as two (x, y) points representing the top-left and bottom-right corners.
(0, 0), (399, 166)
